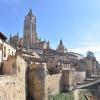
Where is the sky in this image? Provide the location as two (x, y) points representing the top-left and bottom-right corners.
(0, 0), (100, 61)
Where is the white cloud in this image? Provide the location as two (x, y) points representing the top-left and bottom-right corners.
(69, 32), (100, 62)
(69, 46), (100, 62)
(69, 45), (100, 53)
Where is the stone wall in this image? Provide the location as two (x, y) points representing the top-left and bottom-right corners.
(28, 63), (47, 100)
(62, 69), (76, 91)
(47, 73), (62, 96)
(85, 58), (97, 77)
(76, 71), (86, 83)
(0, 55), (27, 100)
(3, 56), (16, 75)
(0, 75), (26, 100)
(28, 63), (62, 100)
(3, 42), (16, 61)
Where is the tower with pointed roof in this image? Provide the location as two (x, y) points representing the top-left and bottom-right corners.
(23, 9), (37, 48)
(56, 39), (67, 53)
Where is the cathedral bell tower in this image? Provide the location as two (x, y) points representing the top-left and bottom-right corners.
(23, 9), (37, 48)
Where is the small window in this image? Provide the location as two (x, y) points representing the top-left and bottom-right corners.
(12, 63), (17, 74)
(56, 65), (58, 68)
(0, 44), (2, 50)
(8, 49), (10, 55)
(4, 46), (6, 57)
(50, 61), (53, 63)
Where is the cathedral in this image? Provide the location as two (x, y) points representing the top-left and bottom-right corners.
(23, 9), (38, 48)
(10, 9), (50, 49)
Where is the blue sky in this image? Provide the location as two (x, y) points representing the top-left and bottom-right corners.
(0, 0), (100, 61)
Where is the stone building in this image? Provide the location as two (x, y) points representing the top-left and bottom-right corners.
(0, 55), (27, 100)
(28, 63), (48, 100)
(56, 40), (67, 53)
(0, 32), (7, 73)
(23, 9), (38, 48)
(85, 57), (97, 77)
(10, 33), (23, 49)
(62, 68), (76, 91)
(10, 9), (50, 50)
(0, 32), (16, 74)
(27, 55), (77, 100)
(3, 41), (16, 61)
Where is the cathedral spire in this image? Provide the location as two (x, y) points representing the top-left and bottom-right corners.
(10, 34), (12, 43)
(60, 39), (63, 46)
(17, 33), (19, 38)
(27, 9), (33, 16)
(23, 9), (37, 48)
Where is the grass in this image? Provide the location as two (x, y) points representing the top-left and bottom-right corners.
(49, 91), (87, 100)
(49, 92), (74, 100)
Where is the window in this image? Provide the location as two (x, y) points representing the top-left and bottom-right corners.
(50, 61), (53, 63)
(8, 49), (10, 55)
(0, 44), (2, 50)
(12, 63), (17, 74)
(4, 46), (6, 57)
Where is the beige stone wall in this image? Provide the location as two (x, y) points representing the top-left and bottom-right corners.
(28, 64), (46, 100)
(16, 56), (27, 100)
(0, 75), (26, 100)
(47, 73), (62, 96)
(28, 63), (62, 100)
(47, 58), (58, 69)
(3, 42), (16, 61)
(85, 59), (92, 71)
(62, 69), (76, 91)
(76, 71), (86, 83)
(2, 56), (16, 75)
(0, 55), (27, 100)
(85, 59), (97, 76)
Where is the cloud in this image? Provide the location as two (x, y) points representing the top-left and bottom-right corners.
(69, 45), (100, 53)
(69, 32), (100, 62)
(69, 45), (100, 62)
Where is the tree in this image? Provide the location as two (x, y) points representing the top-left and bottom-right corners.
(87, 51), (95, 58)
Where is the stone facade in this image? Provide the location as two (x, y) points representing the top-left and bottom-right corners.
(47, 73), (62, 96)
(0, 32), (16, 74)
(10, 33), (23, 48)
(28, 63), (47, 100)
(23, 9), (37, 48)
(28, 63), (62, 100)
(0, 75), (25, 100)
(84, 57), (97, 77)
(0, 55), (27, 100)
(0, 32), (7, 73)
(62, 68), (76, 91)
(56, 40), (67, 53)
(76, 71), (86, 83)
(3, 42), (16, 61)
(28, 60), (77, 100)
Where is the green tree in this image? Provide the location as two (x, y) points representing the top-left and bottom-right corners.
(87, 51), (95, 58)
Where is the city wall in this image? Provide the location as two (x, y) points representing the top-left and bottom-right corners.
(0, 75), (26, 100)
(46, 73), (62, 96)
